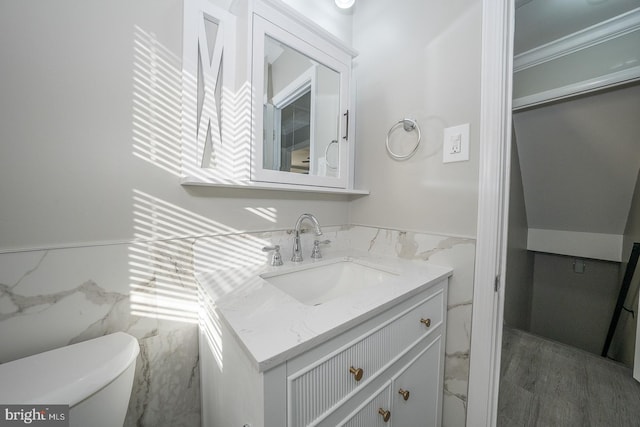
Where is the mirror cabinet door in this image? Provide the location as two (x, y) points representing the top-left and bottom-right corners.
(252, 15), (351, 188)
(182, 0), (241, 182)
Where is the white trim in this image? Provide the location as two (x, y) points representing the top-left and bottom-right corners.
(257, 0), (359, 58)
(271, 67), (315, 108)
(513, 66), (640, 110)
(180, 176), (369, 194)
(527, 229), (623, 262)
(467, 0), (513, 426)
(514, 7), (640, 72)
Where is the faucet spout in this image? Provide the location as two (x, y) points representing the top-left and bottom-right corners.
(292, 214), (323, 262)
(294, 213), (323, 236)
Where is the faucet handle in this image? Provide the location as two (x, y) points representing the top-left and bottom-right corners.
(311, 239), (331, 259)
(262, 245), (284, 266)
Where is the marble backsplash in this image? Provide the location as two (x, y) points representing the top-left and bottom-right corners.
(0, 223), (474, 427)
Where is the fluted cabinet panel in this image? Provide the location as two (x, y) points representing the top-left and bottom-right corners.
(289, 328), (392, 426)
(288, 288), (444, 426)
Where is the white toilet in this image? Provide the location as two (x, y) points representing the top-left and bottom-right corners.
(0, 332), (139, 427)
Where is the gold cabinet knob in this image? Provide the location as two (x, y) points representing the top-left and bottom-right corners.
(420, 317), (431, 327)
(398, 388), (410, 401)
(349, 366), (364, 381)
(378, 408), (391, 422)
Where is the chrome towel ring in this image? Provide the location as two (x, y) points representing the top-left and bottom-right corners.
(385, 118), (421, 160)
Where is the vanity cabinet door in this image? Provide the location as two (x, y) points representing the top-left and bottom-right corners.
(391, 335), (443, 427)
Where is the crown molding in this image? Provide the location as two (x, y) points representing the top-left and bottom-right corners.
(514, 7), (640, 72)
(513, 65), (640, 110)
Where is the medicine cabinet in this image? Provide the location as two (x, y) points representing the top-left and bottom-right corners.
(251, 1), (356, 189)
(181, 0), (366, 194)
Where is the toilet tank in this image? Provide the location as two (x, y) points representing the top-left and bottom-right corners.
(0, 332), (139, 427)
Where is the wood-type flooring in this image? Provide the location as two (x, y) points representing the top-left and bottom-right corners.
(498, 327), (640, 426)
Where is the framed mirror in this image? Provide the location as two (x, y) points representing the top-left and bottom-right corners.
(252, 13), (353, 188)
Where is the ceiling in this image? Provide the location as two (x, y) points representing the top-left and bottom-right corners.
(513, 0), (640, 238)
(515, 0), (640, 55)
(513, 83), (640, 234)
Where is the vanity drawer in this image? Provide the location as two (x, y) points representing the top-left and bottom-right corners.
(336, 382), (392, 427)
(287, 287), (445, 426)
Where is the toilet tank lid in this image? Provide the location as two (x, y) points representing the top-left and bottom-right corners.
(0, 332), (140, 406)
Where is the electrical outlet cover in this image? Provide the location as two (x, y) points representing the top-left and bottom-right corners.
(443, 123), (470, 163)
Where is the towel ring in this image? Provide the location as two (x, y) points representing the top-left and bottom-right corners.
(385, 118), (421, 160)
(325, 140), (338, 169)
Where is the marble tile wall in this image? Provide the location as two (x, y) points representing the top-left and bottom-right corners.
(0, 223), (474, 427)
(0, 240), (201, 427)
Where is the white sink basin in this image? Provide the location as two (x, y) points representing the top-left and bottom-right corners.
(261, 258), (399, 306)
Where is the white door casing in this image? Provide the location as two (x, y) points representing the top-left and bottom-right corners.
(466, 0), (514, 426)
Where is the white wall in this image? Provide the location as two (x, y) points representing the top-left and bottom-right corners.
(0, 0), (349, 252)
(280, 0), (353, 46)
(504, 133), (534, 330)
(349, 0), (481, 238)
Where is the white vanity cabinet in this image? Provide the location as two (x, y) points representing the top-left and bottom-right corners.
(313, 336), (444, 427)
(323, 336), (443, 427)
(200, 278), (448, 427)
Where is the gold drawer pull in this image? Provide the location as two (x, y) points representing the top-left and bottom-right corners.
(420, 317), (431, 327)
(349, 366), (364, 381)
(398, 388), (410, 401)
(378, 408), (391, 422)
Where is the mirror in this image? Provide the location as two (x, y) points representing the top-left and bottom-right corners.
(251, 12), (353, 189)
(262, 36), (341, 177)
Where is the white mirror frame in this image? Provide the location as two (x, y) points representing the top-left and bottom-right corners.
(251, 10), (352, 189)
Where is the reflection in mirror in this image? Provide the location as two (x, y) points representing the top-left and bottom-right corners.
(262, 35), (340, 177)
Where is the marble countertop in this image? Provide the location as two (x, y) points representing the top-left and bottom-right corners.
(196, 250), (453, 372)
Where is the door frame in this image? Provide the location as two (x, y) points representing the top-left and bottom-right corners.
(466, 0), (514, 425)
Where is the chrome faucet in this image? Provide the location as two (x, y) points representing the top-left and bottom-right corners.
(291, 213), (323, 262)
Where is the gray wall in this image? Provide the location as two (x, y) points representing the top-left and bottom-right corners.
(530, 252), (620, 355)
(504, 130), (534, 330)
